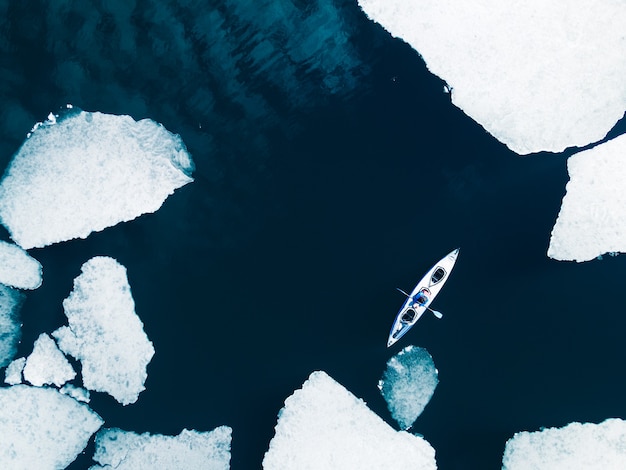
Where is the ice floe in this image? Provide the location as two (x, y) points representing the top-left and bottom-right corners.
(52, 256), (155, 405)
(0, 284), (24, 368)
(378, 345), (438, 430)
(263, 371), (436, 469)
(0, 240), (42, 289)
(0, 106), (194, 249)
(4, 356), (25, 385)
(357, 0), (626, 155)
(502, 418), (626, 470)
(60, 383), (91, 403)
(90, 426), (232, 470)
(0, 385), (103, 469)
(23, 333), (76, 387)
(548, 135), (626, 262)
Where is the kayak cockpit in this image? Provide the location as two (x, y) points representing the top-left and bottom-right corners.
(430, 267), (446, 285)
(401, 308), (416, 323)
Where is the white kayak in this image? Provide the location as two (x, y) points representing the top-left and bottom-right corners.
(387, 248), (459, 347)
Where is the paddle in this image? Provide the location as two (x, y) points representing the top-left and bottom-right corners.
(395, 287), (443, 319)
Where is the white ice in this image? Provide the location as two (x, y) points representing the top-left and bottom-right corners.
(263, 370), (436, 470)
(90, 426), (232, 470)
(0, 106), (194, 249)
(4, 356), (25, 385)
(0, 385), (103, 470)
(502, 418), (626, 470)
(548, 134), (626, 262)
(357, 0), (626, 155)
(52, 256), (155, 405)
(0, 240), (42, 289)
(23, 333), (76, 387)
(0, 283), (24, 368)
(60, 383), (91, 403)
(378, 345), (438, 430)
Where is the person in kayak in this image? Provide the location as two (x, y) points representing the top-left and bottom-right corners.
(412, 290), (429, 308)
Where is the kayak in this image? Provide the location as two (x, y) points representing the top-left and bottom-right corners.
(387, 248), (459, 347)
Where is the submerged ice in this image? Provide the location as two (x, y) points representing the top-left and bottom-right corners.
(378, 345), (438, 430)
(52, 256), (155, 405)
(263, 371), (436, 470)
(0, 240), (42, 289)
(0, 284), (24, 368)
(357, 0), (626, 155)
(0, 107), (194, 249)
(503, 418), (626, 469)
(90, 426), (232, 470)
(0, 385), (103, 469)
(548, 134), (626, 262)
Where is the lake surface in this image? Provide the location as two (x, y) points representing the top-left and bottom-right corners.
(2, 1), (626, 469)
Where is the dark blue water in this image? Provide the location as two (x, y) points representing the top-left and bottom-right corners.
(2, 1), (626, 469)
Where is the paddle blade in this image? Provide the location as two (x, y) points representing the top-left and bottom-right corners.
(396, 287), (410, 297)
(432, 310), (443, 319)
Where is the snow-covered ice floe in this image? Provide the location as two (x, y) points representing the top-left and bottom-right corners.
(0, 106), (194, 249)
(0, 240), (42, 289)
(378, 345), (438, 430)
(548, 134), (626, 262)
(90, 426), (232, 470)
(0, 385), (103, 470)
(23, 333), (76, 387)
(357, 0), (626, 155)
(4, 356), (25, 385)
(52, 256), (155, 405)
(263, 371), (436, 470)
(502, 418), (626, 470)
(0, 284), (24, 368)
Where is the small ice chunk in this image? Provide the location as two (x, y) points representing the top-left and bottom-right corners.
(357, 0), (626, 155)
(4, 356), (25, 385)
(0, 241), (42, 289)
(0, 284), (24, 368)
(0, 385), (103, 469)
(263, 371), (436, 470)
(23, 333), (76, 387)
(548, 135), (626, 262)
(52, 256), (155, 405)
(89, 426), (232, 470)
(378, 345), (438, 430)
(0, 107), (194, 249)
(60, 383), (91, 403)
(502, 418), (626, 469)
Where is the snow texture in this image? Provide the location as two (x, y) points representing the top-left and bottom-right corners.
(503, 418), (626, 470)
(548, 135), (626, 262)
(23, 333), (76, 387)
(0, 385), (103, 470)
(378, 345), (438, 430)
(263, 370), (437, 470)
(52, 256), (155, 405)
(357, 0), (626, 155)
(4, 356), (25, 385)
(0, 283), (24, 367)
(90, 426), (232, 470)
(0, 240), (42, 289)
(0, 106), (194, 249)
